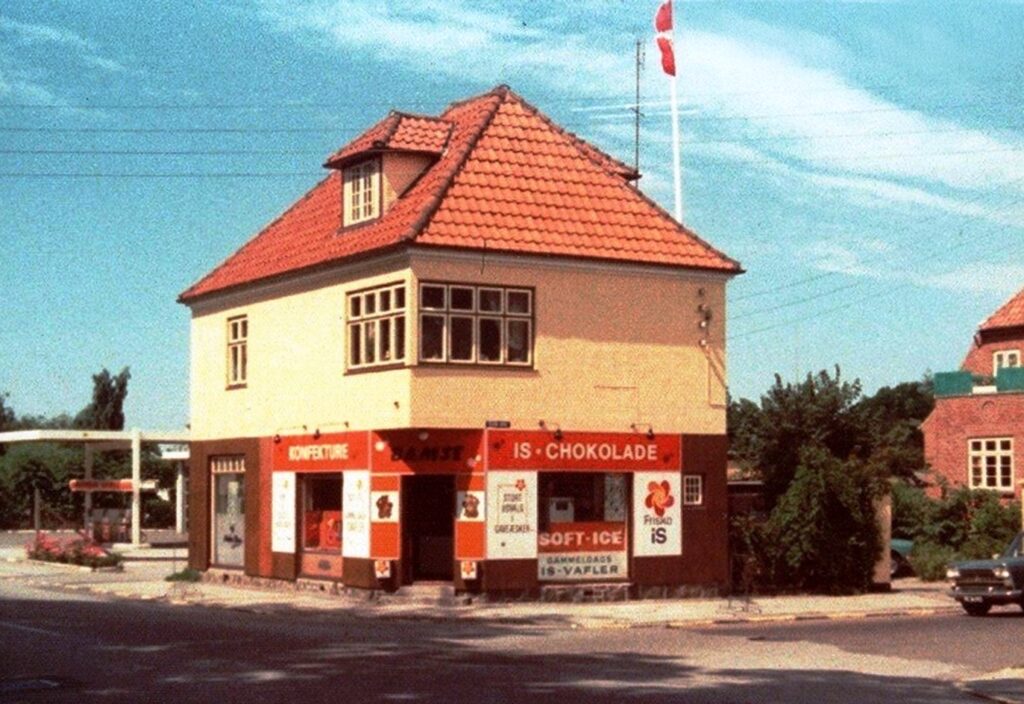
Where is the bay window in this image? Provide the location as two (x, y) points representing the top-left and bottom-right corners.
(347, 283), (406, 370)
(419, 282), (533, 366)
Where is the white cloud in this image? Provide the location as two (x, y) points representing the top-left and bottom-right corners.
(0, 16), (92, 48)
(917, 263), (1024, 295)
(81, 54), (127, 73)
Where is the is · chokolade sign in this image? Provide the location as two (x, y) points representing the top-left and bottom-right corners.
(487, 430), (680, 472)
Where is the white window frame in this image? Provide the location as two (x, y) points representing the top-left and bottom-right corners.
(993, 349), (1021, 376)
(346, 283), (407, 371)
(682, 475), (704, 506)
(417, 282), (534, 367)
(968, 437), (1014, 492)
(343, 159), (380, 226)
(227, 315), (248, 387)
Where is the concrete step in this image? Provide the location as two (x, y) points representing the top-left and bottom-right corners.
(394, 581), (462, 606)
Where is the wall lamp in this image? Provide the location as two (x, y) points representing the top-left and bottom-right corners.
(631, 423), (655, 440)
(538, 420), (562, 441)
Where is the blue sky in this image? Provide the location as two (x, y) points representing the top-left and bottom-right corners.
(1, 1), (1022, 429)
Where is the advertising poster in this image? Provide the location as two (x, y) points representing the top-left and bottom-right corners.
(486, 472), (537, 559)
(633, 472), (682, 556)
(537, 522), (628, 581)
(342, 470), (371, 558)
(271, 472), (296, 554)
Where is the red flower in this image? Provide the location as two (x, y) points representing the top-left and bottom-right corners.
(645, 481), (675, 517)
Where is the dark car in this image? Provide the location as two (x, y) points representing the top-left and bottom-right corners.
(947, 531), (1024, 616)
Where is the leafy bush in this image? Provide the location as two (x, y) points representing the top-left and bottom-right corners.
(25, 531), (123, 569)
(763, 447), (884, 593)
(731, 446), (884, 594)
(908, 541), (957, 581)
(892, 485), (1021, 580)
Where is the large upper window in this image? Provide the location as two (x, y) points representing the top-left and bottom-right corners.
(419, 283), (533, 366)
(969, 438), (1014, 492)
(993, 349), (1021, 375)
(227, 315), (248, 387)
(343, 160), (380, 226)
(347, 283), (406, 370)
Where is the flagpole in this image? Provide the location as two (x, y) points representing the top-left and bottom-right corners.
(669, 66), (682, 222)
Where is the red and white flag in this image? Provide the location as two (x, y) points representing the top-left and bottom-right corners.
(655, 0), (675, 76)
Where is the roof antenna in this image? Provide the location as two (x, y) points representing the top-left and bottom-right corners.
(633, 38), (645, 180)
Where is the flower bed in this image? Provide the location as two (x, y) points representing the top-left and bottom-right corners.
(26, 531), (123, 570)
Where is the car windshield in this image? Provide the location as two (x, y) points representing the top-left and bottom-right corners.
(1003, 532), (1024, 558)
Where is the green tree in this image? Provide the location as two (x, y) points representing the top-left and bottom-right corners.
(75, 367), (131, 430)
(761, 445), (885, 593)
(728, 367), (868, 506)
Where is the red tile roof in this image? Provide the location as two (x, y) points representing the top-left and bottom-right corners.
(980, 286), (1024, 331)
(180, 86), (740, 303)
(324, 112), (451, 167)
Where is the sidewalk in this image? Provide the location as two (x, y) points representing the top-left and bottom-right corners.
(3, 545), (1021, 703)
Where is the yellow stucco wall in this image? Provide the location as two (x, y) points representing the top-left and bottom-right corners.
(186, 249), (731, 440)
(408, 251), (729, 434)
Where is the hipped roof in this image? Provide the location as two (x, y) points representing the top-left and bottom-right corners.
(180, 85), (740, 303)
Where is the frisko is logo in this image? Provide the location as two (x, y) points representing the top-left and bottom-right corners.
(643, 480), (675, 546)
(645, 481), (675, 517)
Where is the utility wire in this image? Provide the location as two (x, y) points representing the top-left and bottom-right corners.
(731, 176), (1024, 303)
(727, 234), (1021, 341)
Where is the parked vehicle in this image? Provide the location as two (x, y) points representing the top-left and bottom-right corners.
(890, 538), (913, 579)
(946, 531), (1024, 616)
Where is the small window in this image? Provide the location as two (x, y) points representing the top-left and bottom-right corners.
(346, 283), (407, 370)
(479, 288), (502, 313)
(421, 315), (445, 360)
(683, 475), (704, 505)
(227, 315), (248, 387)
(343, 160), (380, 226)
(994, 350), (1021, 375)
(969, 437), (1014, 492)
(418, 283), (534, 367)
(450, 287), (474, 311)
(421, 285), (446, 310)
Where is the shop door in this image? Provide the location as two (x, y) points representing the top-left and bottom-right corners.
(404, 475), (455, 580)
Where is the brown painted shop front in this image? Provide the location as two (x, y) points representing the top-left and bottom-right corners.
(189, 428), (729, 598)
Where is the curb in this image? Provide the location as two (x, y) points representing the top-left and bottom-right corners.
(53, 579), (961, 630)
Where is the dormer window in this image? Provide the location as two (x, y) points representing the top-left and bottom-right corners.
(343, 159), (380, 226)
(993, 349), (1021, 375)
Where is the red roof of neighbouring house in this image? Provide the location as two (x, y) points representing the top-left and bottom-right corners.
(979, 286), (1024, 332)
(179, 85), (741, 303)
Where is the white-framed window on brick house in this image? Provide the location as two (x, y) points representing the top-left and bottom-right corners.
(346, 282), (406, 370)
(343, 159), (380, 226)
(682, 475), (704, 506)
(993, 349), (1021, 375)
(227, 315), (248, 387)
(968, 438), (1014, 492)
(419, 282), (533, 366)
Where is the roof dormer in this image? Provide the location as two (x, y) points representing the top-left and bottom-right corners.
(326, 112), (453, 228)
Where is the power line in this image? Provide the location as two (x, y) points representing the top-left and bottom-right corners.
(727, 233), (1021, 342)
(731, 178), (1024, 303)
(0, 172), (319, 178)
(0, 149), (324, 156)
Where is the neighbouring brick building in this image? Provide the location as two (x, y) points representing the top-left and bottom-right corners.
(177, 85), (742, 598)
(923, 286), (1024, 502)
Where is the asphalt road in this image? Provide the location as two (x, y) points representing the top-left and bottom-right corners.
(1, 575), (1020, 704)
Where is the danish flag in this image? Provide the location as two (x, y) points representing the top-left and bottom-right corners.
(655, 1), (675, 76)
